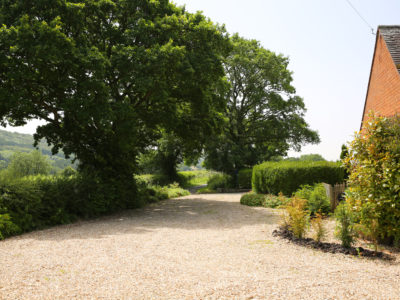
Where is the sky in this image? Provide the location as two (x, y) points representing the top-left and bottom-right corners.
(4, 0), (400, 161)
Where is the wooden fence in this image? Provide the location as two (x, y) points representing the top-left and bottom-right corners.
(322, 182), (346, 211)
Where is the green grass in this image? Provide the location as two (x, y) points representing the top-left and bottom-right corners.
(196, 187), (217, 194)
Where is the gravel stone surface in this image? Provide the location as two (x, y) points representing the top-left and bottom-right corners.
(1, 193), (399, 299)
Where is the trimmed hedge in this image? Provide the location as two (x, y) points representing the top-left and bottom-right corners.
(238, 169), (252, 189)
(0, 174), (189, 240)
(252, 161), (345, 196)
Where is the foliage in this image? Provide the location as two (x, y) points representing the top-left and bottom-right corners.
(5, 150), (51, 178)
(178, 157), (205, 171)
(0, 172), (190, 239)
(299, 154), (326, 162)
(294, 183), (330, 215)
(264, 193), (289, 208)
(308, 184), (330, 215)
(0, 173), (135, 238)
(207, 173), (234, 190)
(0, 214), (20, 240)
(294, 184), (313, 201)
(240, 192), (289, 208)
(0, 0), (231, 202)
(252, 161), (345, 196)
(203, 34), (319, 177)
(345, 113), (400, 244)
(240, 193), (265, 206)
(237, 169), (252, 189)
(140, 182), (190, 203)
(283, 197), (309, 239)
(136, 173), (170, 187)
(340, 144), (349, 161)
(137, 150), (159, 175)
(285, 154), (326, 162)
(178, 170), (218, 188)
(0, 129), (75, 173)
(59, 166), (77, 177)
(196, 187), (217, 194)
(149, 133), (184, 183)
(311, 213), (327, 243)
(334, 202), (356, 248)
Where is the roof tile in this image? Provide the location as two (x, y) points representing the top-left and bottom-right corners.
(379, 26), (400, 74)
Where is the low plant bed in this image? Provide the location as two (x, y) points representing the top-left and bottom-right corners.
(272, 226), (394, 260)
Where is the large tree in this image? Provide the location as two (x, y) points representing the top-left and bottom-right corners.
(204, 35), (319, 175)
(0, 1), (230, 191)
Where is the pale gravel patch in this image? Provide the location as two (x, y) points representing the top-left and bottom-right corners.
(0, 193), (399, 299)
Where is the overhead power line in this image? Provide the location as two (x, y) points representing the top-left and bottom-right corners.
(344, 0), (376, 35)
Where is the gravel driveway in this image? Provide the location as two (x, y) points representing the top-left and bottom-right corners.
(1, 193), (399, 299)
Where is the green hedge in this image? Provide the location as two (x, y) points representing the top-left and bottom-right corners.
(0, 174), (189, 240)
(252, 161), (345, 196)
(238, 169), (252, 189)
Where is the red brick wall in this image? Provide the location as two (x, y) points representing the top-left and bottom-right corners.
(362, 34), (400, 126)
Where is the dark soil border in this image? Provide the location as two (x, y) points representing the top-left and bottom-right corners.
(272, 226), (394, 260)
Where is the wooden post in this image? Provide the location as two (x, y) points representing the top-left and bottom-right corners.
(323, 183), (346, 212)
(322, 183), (335, 212)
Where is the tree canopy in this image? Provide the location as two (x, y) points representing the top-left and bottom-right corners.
(0, 0), (230, 186)
(204, 35), (320, 175)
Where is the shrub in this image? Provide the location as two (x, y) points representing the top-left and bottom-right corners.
(237, 169), (252, 189)
(207, 173), (233, 190)
(0, 214), (20, 240)
(240, 193), (265, 206)
(283, 197), (309, 239)
(311, 213), (327, 243)
(334, 202), (356, 248)
(264, 193), (289, 208)
(294, 184), (330, 215)
(308, 184), (330, 215)
(294, 185), (313, 202)
(252, 161), (345, 196)
(345, 113), (400, 245)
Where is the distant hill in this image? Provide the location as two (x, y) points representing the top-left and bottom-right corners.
(0, 129), (75, 173)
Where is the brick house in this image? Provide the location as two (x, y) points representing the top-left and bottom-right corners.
(361, 25), (400, 129)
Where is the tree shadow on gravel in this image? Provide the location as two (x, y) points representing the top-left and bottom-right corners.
(15, 195), (280, 241)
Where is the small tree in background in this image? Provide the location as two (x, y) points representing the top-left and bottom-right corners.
(345, 113), (400, 246)
(6, 150), (51, 178)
